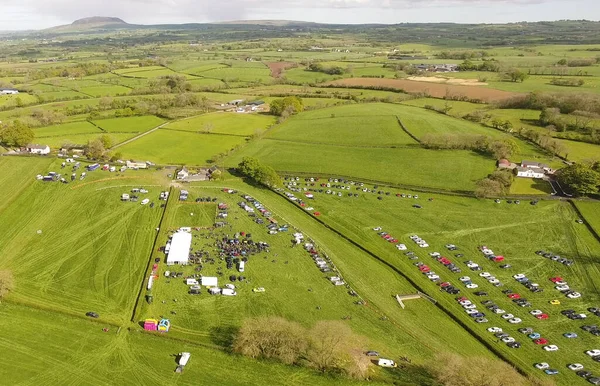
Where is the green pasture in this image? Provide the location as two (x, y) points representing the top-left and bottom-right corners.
(0, 160), (163, 324)
(119, 130), (248, 165)
(574, 201), (600, 236)
(284, 67), (341, 84)
(557, 139), (600, 162)
(267, 114), (416, 147)
(172, 203), (216, 227)
(199, 67), (272, 83)
(164, 112), (275, 136)
(80, 85), (132, 97)
(509, 177), (553, 195)
(0, 93), (37, 108)
(34, 121), (102, 137)
(93, 115), (165, 133)
(40, 132), (135, 148)
(227, 139), (493, 191)
(291, 181), (600, 384)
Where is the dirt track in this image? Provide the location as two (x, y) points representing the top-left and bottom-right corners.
(325, 78), (521, 103)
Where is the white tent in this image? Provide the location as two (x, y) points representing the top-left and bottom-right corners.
(201, 276), (218, 287)
(166, 231), (192, 265)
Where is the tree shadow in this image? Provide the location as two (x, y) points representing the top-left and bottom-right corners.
(379, 363), (436, 386)
(209, 325), (239, 351)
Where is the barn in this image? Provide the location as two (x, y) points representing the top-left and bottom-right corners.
(166, 230), (192, 265)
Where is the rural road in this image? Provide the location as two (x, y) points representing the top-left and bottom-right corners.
(110, 122), (170, 150)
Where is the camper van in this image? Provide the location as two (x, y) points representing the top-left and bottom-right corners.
(238, 261), (245, 272)
(222, 288), (237, 296)
(377, 358), (397, 368)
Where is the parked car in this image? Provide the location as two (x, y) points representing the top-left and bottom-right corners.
(568, 363), (584, 371)
(85, 311), (99, 318)
(544, 345), (559, 352)
(535, 362), (550, 370)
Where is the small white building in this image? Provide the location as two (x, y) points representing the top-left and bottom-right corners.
(177, 167), (189, 180)
(166, 230), (192, 265)
(0, 89), (19, 95)
(26, 144), (50, 155)
(516, 167), (545, 179)
(126, 160), (148, 169)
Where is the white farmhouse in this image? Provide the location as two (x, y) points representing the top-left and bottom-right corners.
(177, 167), (189, 180)
(516, 167), (545, 179)
(26, 144), (51, 155)
(0, 89), (19, 95)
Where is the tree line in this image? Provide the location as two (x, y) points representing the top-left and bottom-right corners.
(237, 157), (281, 188)
(420, 133), (519, 160)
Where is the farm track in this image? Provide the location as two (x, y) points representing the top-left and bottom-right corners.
(110, 121), (170, 149)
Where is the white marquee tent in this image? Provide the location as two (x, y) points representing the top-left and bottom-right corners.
(167, 231), (192, 265)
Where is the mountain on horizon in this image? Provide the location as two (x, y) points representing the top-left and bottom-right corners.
(71, 17), (128, 26)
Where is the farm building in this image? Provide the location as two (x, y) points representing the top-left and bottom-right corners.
(126, 160), (147, 169)
(177, 167), (189, 180)
(26, 144), (50, 155)
(516, 167), (545, 179)
(521, 160), (552, 173)
(0, 89), (19, 95)
(166, 230), (192, 265)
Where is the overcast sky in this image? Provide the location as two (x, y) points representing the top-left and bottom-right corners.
(2, 0), (598, 30)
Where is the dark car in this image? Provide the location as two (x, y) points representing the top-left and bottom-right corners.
(474, 291), (488, 296)
(561, 309), (576, 315)
(86, 311), (99, 318)
(576, 370), (592, 378)
(588, 377), (600, 385)
(365, 351), (380, 357)
(507, 342), (521, 349)
(499, 264), (512, 269)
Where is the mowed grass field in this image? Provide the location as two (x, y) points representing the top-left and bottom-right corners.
(119, 129), (248, 165)
(575, 201), (600, 236)
(137, 183), (493, 379)
(164, 112), (275, 136)
(510, 177), (553, 195)
(286, 181), (600, 384)
(0, 160), (162, 324)
(93, 115), (166, 133)
(0, 304), (375, 386)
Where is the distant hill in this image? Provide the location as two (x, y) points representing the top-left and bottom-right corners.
(46, 17), (130, 32)
(71, 17), (128, 26)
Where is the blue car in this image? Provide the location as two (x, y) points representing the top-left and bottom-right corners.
(563, 332), (578, 338)
(528, 333), (541, 339)
(544, 369), (559, 375)
(472, 313), (486, 318)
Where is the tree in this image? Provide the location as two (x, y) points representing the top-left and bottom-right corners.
(269, 96), (303, 117)
(85, 139), (105, 160)
(429, 353), (528, 386)
(503, 68), (528, 83)
(475, 178), (504, 198)
(99, 134), (112, 149)
(558, 163), (600, 196)
(0, 270), (13, 301)
(306, 321), (359, 372)
(0, 120), (34, 147)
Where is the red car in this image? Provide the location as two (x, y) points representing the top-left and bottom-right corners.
(440, 282), (451, 288)
(550, 276), (564, 283)
(419, 265), (431, 273)
(536, 314), (549, 320)
(456, 296), (468, 302)
(534, 338), (548, 345)
(508, 293), (521, 299)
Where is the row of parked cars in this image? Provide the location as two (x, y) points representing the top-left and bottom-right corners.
(535, 250), (575, 267)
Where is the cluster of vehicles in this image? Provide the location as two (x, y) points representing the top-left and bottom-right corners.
(536, 250), (575, 267)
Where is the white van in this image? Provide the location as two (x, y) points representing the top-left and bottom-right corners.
(377, 358), (397, 368)
(222, 288), (237, 296)
(238, 261), (245, 272)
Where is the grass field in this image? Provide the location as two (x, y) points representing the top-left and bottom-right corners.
(283, 180), (600, 384)
(164, 112), (275, 136)
(93, 116), (166, 133)
(574, 201), (600, 236)
(119, 130), (248, 165)
(40, 132), (135, 148)
(509, 177), (553, 195)
(0, 160), (163, 323)
(34, 121), (102, 137)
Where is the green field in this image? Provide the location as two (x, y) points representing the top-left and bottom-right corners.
(93, 116), (166, 133)
(575, 201), (600, 236)
(510, 177), (553, 195)
(172, 203), (216, 227)
(164, 112), (275, 136)
(119, 130), (248, 165)
(34, 121), (102, 137)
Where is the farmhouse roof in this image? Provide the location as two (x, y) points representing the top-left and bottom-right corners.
(521, 160), (549, 169)
(498, 159), (510, 165)
(27, 144), (49, 150)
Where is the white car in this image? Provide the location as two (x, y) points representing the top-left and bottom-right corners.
(555, 280), (568, 286)
(419, 243), (429, 248)
(459, 300), (472, 306)
(464, 304), (477, 310)
(543, 345), (559, 352)
(466, 283), (479, 289)
(373, 227), (382, 231)
(479, 272), (491, 278)
(466, 263), (479, 268)
(466, 309), (479, 315)
(459, 276), (471, 282)
(429, 252), (441, 257)
(141, 198), (150, 205)
(586, 350), (600, 357)
(535, 362), (550, 370)
(501, 313), (515, 320)
(397, 244), (407, 251)
(428, 275), (440, 280)
(305, 207), (314, 211)
(508, 318), (522, 324)
(567, 292), (582, 299)
(494, 308), (506, 314)
(487, 327), (503, 333)
(502, 336), (515, 343)
(568, 363), (584, 371)
(409, 235), (419, 240)
(530, 310), (543, 316)
(555, 285), (570, 291)
(488, 279), (500, 285)
(445, 244), (456, 249)
(513, 274), (526, 280)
